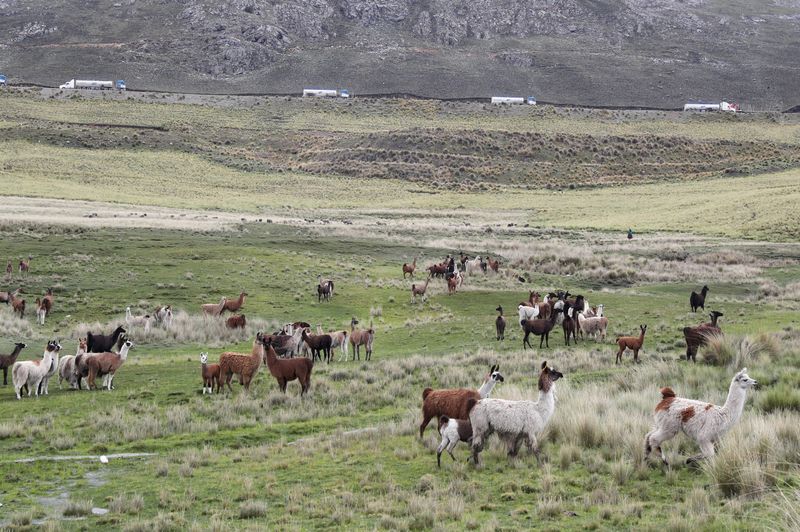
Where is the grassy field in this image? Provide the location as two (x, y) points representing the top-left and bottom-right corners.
(0, 219), (798, 530)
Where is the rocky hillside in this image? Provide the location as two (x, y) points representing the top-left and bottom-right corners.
(1, 0), (798, 108)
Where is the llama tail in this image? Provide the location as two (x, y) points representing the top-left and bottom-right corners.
(660, 387), (676, 399)
(438, 415), (450, 433)
(466, 397), (478, 414)
(422, 387), (433, 400)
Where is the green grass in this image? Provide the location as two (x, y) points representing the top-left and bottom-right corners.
(0, 221), (798, 530)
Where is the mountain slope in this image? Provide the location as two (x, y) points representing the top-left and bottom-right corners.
(1, 0), (798, 108)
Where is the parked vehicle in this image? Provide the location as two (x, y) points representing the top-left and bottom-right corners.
(491, 96), (536, 105)
(683, 99), (738, 112)
(303, 88), (350, 98)
(59, 79), (126, 90)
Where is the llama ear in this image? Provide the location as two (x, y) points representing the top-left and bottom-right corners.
(541, 361), (547, 369)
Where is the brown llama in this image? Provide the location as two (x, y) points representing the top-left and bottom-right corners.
(683, 311), (723, 363)
(19, 257), (30, 273)
(562, 304), (577, 346)
(616, 325), (647, 364)
(201, 297), (227, 316)
(447, 274), (458, 295)
(302, 329), (333, 363)
(85, 340), (133, 390)
(486, 257), (500, 273)
(42, 288), (54, 316)
(261, 339), (313, 395)
(402, 257), (417, 279)
(520, 291), (551, 320)
(522, 307), (559, 349)
(226, 314), (247, 329)
(222, 291), (248, 314)
(495, 306), (506, 341)
(349, 317), (374, 361)
(690, 285), (709, 313)
(219, 333), (265, 392)
(199, 352), (220, 394)
(0, 342), (27, 385)
(411, 276), (431, 303)
(0, 288), (21, 305)
(35, 298), (47, 326)
(10, 293), (25, 318)
(5, 260), (11, 277)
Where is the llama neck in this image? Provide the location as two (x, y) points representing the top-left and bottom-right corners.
(41, 350), (53, 371)
(251, 341), (264, 368)
(477, 378), (496, 398)
(535, 385), (557, 424)
(118, 344), (130, 361)
(720, 382), (748, 428)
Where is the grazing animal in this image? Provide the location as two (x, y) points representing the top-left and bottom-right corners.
(577, 311), (609, 342)
(223, 292), (248, 314)
(87, 326), (127, 353)
(38, 340), (61, 395)
(200, 352), (220, 394)
(402, 257), (417, 279)
(226, 314), (247, 329)
(264, 327), (305, 358)
(495, 306), (506, 341)
(616, 325), (647, 364)
(34, 299), (46, 326)
(125, 307), (152, 332)
(486, 257), (500, 273)
(317, 277), (334, 302)
(10, 293), (25, 318)
(427, 262), (448, 278)
(219, 333), (266, 392)
(683, 311), (723, 362)
(59, 339), (86, 389)
(0, 342), (27, 385)
(261, 338), (313, 395)
(349, 317), (374, 361)
(562, 304), (578, 346)
(12, 341), (60, 399)
(18, 257), (30, 273)
(201, 297), (227, 316)
(153, 305), (173, 328)
(411, 276), (431, 303)
(85, 340), (133, 390)
(5, 260), (11, 277)
(437, 415), (474, 468)
(419, 365), (504, 437)
(644, 368), (757, 466)
(465, 256), (483, 275)
(0, 288), (21, 305)
(447, 273), (459, 295)
(690, 285), (709, 313)
(317, 326), (349, 362)
(302, 329), (333, 363)
(521, 307), (559, 349)
(470, 361), (564, 465)
(517, 303), (540, 326)
(521, 292), (550, 321)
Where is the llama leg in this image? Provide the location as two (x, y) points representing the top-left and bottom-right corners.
(419, 415), (433, 438)
(634, 349), (640, 364)
(3, 367), (7, 385)
(687, 440), (715, 465)
(447, 439), (459, 462)
(437, 436), (449, 468)
(645, 428), (676, 466)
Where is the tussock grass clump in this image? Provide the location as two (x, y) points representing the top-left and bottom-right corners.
(238, 500), (268, 519)
(111, 493), (145, 514)
(701, 334), (765, 368)
(63, 499), (93, 517)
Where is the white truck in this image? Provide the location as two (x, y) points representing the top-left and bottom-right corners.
(491, 96), (537, 105)
(303, 88), (350, 98)
(60, 79), (126, 90)
(683, 100), (738, 113)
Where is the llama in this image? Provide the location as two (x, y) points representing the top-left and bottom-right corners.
(577, 311), (609, 342)
(447, 274), (459, 295)
(683, 311), (723, 362)
(0, 288), (21, 305)
(427, 262), (448, 278)
(517, 303), (539, 326)
(690, 285), (709, 313)
(87, 326), (127, 353)
(615, 325), (647, 364)
(261, 339), (313, 395)
(19, 257), (30, 273)
(219, 333), (266, 392)
(59, 339), (86, 389)
(35, 298), (47, 326)
(125, 307), (152, 332)
(302, 329), (332, 363)
(402, 257), (417, 279)
(349, 317), (374, 361)
(521, 307), (559, 349)
(226, 314), (247, 329)
(201, 297), (227, 316)
(200, 352), (220, 394)
(316, 326), (349, 362)
(486, 257), (500, 273)
(223, 292), (248, 314)
(153, 305), (173, 328)
(644, 368), (757, 466)
(39, 340), (61, 395)
(470, 361), (564, 465)
(419, 365), (505, 437)
(10, 293), (25, 318)
(85, 340), (133, 390)
(317, 277), (334, 302)
(12, 341), (60, 399)
(42, 288), (54, 316)
(5, 260), (11, 277)
(436, 416), (474, 467)
(264, 327), (305, 358)
(495, 306), (506, 341)
(0, 342), (27, 385)
(411, 276), (431, 303)
(562, 304), (577, 346)
(465, 256), (483, 275)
